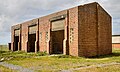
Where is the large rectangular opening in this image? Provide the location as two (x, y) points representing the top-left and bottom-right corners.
(51, 19), (65, 54)
(52, 30), (64, 54)
(14, 36), (19, 51)
(28, 33), (36, 52)
(28, 25), (37, 52)
(14, 29), (20, 51)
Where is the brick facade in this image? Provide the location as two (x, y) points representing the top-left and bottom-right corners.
(11, 2), (112, 57)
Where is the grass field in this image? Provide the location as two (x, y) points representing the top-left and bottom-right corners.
(0, 46), (120, 72)
(0, 45), (9, 51)
(75, 64), (120, 72)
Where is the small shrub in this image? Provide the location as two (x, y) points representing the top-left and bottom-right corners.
(36, 51), (48, 56)
(57, 55), (70, 58)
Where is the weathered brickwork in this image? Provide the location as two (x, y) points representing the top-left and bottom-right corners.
(21, 19), (39, 52)
(11, 24), (21, 51)
(97, 4), (112, 55)
(69, 7), (79, 56)
(11, 2), (112, 57)
(78, 3), (98, 57)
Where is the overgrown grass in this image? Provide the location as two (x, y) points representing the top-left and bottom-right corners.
(0, 45), (9, 51)
(0, 51), (48, 62)
(75, 64), (120, 72)
(0, 48), (120, 72)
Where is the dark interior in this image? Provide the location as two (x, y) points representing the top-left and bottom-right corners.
(14, 36), (19, 51)
(28, 33), (36, 52)
(52, 30), (64, 54)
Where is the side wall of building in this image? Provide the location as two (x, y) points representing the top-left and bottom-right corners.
(78, 3), (98, 57)
(97, 4), (112, 55)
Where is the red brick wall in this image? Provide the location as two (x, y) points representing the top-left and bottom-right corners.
(69, 7), (79, 56)
(11, 24), (21, 51)
(21, 21), (29, 51)
(78, 3), (98, 57)
(97, 4), (112, 55)
(21, 19), (39, 52)
(38, 10), (68, 53)
(38, 16), (49, 52)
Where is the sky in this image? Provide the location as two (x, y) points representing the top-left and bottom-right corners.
(0, 0), (120, 44)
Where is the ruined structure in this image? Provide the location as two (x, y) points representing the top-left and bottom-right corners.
(11, 2), (112, 57)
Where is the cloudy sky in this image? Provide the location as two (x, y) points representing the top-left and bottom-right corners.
(0, 0), (120, 44)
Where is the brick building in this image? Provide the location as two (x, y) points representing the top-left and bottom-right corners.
(112, 35), (120, 48)
(11, 2), (112, 57)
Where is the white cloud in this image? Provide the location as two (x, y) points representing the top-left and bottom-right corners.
(0, 0), (79, 44)
(0, 0), (120, 44)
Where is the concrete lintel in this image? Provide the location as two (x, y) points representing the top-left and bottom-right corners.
(49, 14), (67, 22)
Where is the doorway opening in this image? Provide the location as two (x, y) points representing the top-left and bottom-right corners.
(52, 30), (64, 54)
(28, 33), (36, 52)
(14, 36), (19, 51)
(51, 19), (65, 54)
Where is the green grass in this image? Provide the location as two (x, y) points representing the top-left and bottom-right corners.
(0, 51), (48, 62)
(0, 48), (120, 72)
(0, 45), (9, 51)
(75, 64), (120, 72)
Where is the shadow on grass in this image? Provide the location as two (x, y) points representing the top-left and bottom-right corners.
(0, 51), (10, 53)
(88, 52), (120, 59)
(0, 50), (120, 59)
